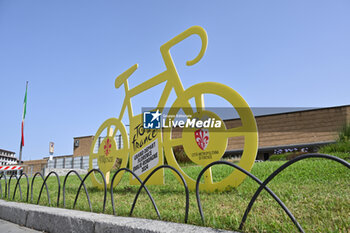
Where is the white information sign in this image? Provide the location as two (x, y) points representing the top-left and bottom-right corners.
(132, 139), (159, 178)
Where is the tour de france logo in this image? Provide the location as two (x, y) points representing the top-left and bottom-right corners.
(89, 25), (258, 192)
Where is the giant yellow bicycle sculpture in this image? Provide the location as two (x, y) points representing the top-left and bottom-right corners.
(89, 26), (258, 192)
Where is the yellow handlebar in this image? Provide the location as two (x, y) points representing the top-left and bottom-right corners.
(115, 64), (138, 89)
(160, 26), (208, 67)
(115, 26), (207, 89)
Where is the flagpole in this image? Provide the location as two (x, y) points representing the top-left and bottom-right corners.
(19, 141), (23, 164)
(19, 81), (28, 166)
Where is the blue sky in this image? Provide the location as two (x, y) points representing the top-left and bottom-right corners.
(0, 1), (349, 160)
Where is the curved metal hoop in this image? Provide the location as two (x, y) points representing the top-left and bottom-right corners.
(38, 171), (60, 206)
(240, 153), (350, 231)
(130, 165), (189, 223)
(63, 170), (92, 211)
(0, 173), (7, 198)
(196, 161), (304, 233)
(73, 169), (107, 213)
(110, 167), (160, 218)
(13, 173), (29, 202)
(31, 172), (50, 205)
(0, 154), (347, 232)
(9, 174), (22, 201)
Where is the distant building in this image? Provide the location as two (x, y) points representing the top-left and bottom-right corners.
(22, 104), (350, 175)
(172, 104), (350, 160)
(0, 149), (18, 165)
(72, 105), (350, 161)
(22, 159), (48, 176)
(224, 104), (350, 160)
(73, 136), (94, 157)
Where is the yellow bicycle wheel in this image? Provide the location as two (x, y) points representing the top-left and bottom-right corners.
(89, 118), (129, 189)
(163, 82), (258, 192)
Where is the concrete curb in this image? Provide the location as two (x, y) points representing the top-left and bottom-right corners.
(0, 200), (236, 233)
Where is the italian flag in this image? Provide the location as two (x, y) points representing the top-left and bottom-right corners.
(21, 82), (28, 147)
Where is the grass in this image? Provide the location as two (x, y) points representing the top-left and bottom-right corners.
(269, 151), (350, 161)
(1, 155), (349, 233)
(319, 142), (350, 155)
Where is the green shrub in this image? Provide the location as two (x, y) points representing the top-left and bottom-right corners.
(269, 153), (289, 161)
(318, 124), (350, 154)
(338, 123), (350, 142)
(269, 151), (307, 161)
(318, 141), (350, 154)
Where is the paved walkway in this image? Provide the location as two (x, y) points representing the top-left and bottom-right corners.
(0, 219), (42, 233)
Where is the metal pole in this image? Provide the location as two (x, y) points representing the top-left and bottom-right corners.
(19, 143), (23, 165)
(18, 81), (28, 166)
(17, 144), (23, 177)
